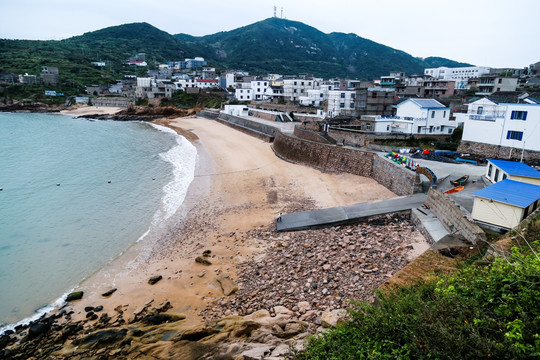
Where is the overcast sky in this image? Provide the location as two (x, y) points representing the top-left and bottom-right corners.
(1, 0), (538, 69)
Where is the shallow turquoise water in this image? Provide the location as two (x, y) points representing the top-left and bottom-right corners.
(0, 113), (196, 328)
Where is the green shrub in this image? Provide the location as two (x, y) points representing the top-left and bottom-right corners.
(295, 239), (540, 359)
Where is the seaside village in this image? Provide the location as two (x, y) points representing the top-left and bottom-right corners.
(70, 55), (540, 234)
(3, 52), (540, 359)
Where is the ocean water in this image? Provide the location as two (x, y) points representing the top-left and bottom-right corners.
(0, 112), (196, 330)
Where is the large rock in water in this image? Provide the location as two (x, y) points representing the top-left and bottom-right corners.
(216, 275), (238, 296)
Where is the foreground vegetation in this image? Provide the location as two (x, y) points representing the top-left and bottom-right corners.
(295, 218), (540, 359)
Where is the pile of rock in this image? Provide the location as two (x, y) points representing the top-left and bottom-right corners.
(201, 214), (423, 329)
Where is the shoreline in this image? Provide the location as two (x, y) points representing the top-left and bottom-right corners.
(1, 111), (432, 358)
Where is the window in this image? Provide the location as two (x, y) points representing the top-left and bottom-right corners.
(341, 93), (345, 98)
(488, 164), (492, 177)
(301, 82), (304, 86)
(506, 131), (523, 141)
(340, 103), (345, 108)
(387, 125), (390, 131)
(495, 169), (500, 182)
(366, 123), (371, 130)
(294, 81), (297, 85)
(431, 111), (435, 118)
(371, 92), (377, 98)
(503, 174), (507, 180)
(385, 93), (390, 98)
(418, 126), (422, 133)
(443, 111), (446, 117)
(498, 78), (502, 84)
(320, 93), (323, 98)
(477, 106), (483, 115)
(448, 128), (453, 134)
(511, 111), (527, 120)
(351, 93), (355, 99)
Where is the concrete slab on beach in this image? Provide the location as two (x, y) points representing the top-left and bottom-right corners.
(276, 193), (427, 231)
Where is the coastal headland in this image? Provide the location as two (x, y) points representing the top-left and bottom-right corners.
(1, 108), (430, 359)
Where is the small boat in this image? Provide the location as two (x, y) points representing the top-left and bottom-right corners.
(450, 175), (469, 187)
(444, 186), (464, 194)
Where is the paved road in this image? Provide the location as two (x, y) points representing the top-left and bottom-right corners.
(276, 193), (427, 232)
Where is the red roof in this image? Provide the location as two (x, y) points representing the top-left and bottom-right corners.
(196, 79), (218, 83)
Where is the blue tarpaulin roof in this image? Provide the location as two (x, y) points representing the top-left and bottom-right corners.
(473, 179), (540, 208)
(488, 159), (540, 179)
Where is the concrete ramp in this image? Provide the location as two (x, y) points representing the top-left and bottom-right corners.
(276, 193), (427, 232)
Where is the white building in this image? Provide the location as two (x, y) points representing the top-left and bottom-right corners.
(251, 80), (270, 100)
(223, 105), (249, 117)
(283, 79), (316, 102)
(424, 66), (491, 89)
(461, 98), (540, 152)
(395, 98), (456, 135)
(235, 82), (252, 101)
(327, 90), (356, 117)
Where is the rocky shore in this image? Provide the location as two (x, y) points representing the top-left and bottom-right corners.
(0, 215), (427, 359)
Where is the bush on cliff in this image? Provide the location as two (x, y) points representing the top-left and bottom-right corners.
(295, 228), (540, 359)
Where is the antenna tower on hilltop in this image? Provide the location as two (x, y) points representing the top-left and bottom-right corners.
(273, 6), (277, 17)
(281, 7), (283, 18)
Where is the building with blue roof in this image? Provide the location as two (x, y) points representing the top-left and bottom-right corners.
(394, 98), (456, 135)
(486, 159), (540, 185)
(472, 179), (540, 229)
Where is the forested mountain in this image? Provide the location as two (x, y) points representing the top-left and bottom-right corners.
(0, 18), (471, 88)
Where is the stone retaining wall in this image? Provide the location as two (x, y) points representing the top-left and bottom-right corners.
(216, 113), (276, 142)
(272, 131), (421, 195)
(458, 140), (540, 163)
(293, 126), (332, 144)
(372, 156), (421, 196)
(249, 109), (280, 122)
(92, 97), (133, 108)
(198, 109), (219, 119)
(425, 189), (487, 245)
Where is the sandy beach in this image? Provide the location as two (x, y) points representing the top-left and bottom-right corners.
(62, 113), (399, 326)
(60, 105), (124, 116)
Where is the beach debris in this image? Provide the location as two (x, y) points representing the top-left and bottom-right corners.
(65, 291), (84, 301)
(195, 256), (212, 265)
(148, 275), (163, 285)
(84, 306), (94, 312)
(216, 275), (238, 296)
(102, 288), (117, 297)
(198, 270), (207, 278)
(202, 249), (212, 257)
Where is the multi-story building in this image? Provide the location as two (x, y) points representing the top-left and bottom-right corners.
(422, 79), (455, 98)
(327, 90), (355, 117)
(234, 82), (252, 101)
(41, 66), (59, 86)
(461, 98), (540, 152)
(283, 78), (316, 102)
(250, 79), (270, 100)
(395, 98), (456, 135)
(424, 66), (491, 89)
(474, 75), (518, 96)
(185, 57), (207, 69)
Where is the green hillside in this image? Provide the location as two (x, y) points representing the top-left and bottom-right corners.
(0, 19), (472, 97)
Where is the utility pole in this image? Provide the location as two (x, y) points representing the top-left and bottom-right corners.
(274, 6), (276, 17)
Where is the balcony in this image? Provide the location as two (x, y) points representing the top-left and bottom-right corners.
(380, 82), (395, 86)
(470, 115), (497, 121)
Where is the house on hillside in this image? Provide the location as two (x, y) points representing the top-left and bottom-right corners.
(394, 98), (456, 135)
(472, 179), (540, 230)
(459, 98), (540, 158)
(485, 159), (540, 185)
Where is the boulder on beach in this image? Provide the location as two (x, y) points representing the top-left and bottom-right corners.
(148, 275), (163, 285)
(216, 275), (238, 296)
(101, 288), (117, 297)
(195, 256), (212, 265)
(65, 291), (84, 301)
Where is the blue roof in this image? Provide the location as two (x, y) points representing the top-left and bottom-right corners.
(407, 98), (446, 109)
(473, 179), (540, 208)
(488, 159), (540, 179)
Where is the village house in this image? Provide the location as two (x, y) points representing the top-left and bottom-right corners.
(485, 159), (540, 185)
(460, 98), (540, 156)
(394, 98), (456, 135)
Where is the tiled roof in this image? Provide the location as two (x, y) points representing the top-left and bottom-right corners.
(488, 159), (540, 179)
(407, 98), (446, 108)
(473, 179), (540, 208)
